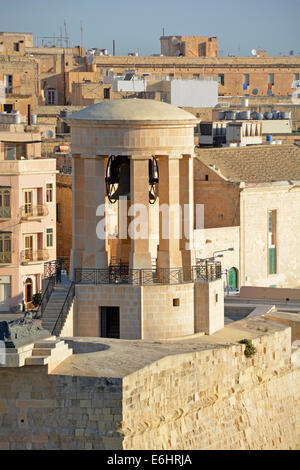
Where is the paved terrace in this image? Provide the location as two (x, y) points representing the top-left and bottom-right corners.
(53, 316), (287, 378)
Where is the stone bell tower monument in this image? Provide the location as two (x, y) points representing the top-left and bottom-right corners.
(66, 99), (224, 340)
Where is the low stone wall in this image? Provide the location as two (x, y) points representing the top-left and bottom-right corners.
(240, 286), (300, 301)
(0, 366), (122, 450)
(122, 326), (300, 449)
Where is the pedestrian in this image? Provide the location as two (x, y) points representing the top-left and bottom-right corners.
(56, 261), (62, 284)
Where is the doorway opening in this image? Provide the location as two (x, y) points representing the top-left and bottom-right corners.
(100, 306), (120, 338)
(24, 277), (33, 307)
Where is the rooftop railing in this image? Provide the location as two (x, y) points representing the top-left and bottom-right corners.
(74, 261), (222, 286)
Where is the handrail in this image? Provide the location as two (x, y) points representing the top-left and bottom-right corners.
(74, 262), (222, 286)
(51, 282), (75, 336)
(36, 276), (55, 319)
(20, 204), (49, 219)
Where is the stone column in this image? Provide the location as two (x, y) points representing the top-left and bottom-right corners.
(70, 154), (85, 279)
(129, 156), (152, 270)
(180, 154), (195, 270)
(157, 155), (182, 269)
(82, 156), (108, 269)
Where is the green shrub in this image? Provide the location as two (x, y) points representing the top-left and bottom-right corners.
(32, 292), (42, 307)
(238, 339), (257, 358)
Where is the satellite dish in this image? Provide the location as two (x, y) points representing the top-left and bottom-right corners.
(251, 49), (257, 56)
(252, 88), (258, 95)
(44, 130), (54, 139)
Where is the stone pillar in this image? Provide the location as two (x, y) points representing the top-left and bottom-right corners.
(129, 156), (152, 270)
(70, 154), (85, 279)
(180, 154), (195, 270)
(82, 156), (108, 269)
(157, 155), (182, 269)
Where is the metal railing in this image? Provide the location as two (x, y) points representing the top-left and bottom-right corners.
(0, 207), (11, 218)
(0, 252), (12, 264)
(36, 276), (56, 319)
(20, 204), (49, 219)
(51, 282), (75, 336)
(21, 249), (49, 264)
(44, 258), (70, 278)
(74, 262), (222, 286)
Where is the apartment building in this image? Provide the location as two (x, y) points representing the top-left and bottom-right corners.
(0, 115), (56, 311)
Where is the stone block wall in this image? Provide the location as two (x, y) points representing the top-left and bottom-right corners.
(0, 367), (123, 450)
(122, 326), (300, 449)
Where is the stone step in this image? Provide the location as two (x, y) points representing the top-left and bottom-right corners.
(32, 348), (52, 356)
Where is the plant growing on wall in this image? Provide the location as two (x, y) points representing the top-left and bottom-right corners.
(238, 339), (257, 358)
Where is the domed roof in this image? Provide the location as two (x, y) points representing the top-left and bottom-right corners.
(67, 99), (197, 123)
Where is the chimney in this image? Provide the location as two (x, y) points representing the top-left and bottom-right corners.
(113, 40), (116, 56)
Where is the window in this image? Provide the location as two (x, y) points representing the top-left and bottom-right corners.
(243, 74), (249, 90)
(104, 88), (110, 99)
(294, 73), (299, 81)
(4, 143), (26, 160)
(46, 228), (54, 248)
(0, 233), (11, 263)
(4, 75), (13, 94)
(173, 298), (180, 307)
(46, 88), (56, 105)
(24, 191), (33, 215)
(3, 104), (13, 113)
(268, 210), (277, 275)
(13, 42), (19, 52)
(218, 74), (225, 86)
(56, 203), (61, 223)
(46, 184), (53, 203)
(0, 188), (11, 218)
(268, 74), (274, 85)
(193, 74), (200, 79)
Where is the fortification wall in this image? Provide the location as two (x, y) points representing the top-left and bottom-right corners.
(122, 326), (300, 449)
(0, 367), (122, 450)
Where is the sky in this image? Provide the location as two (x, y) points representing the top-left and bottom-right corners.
(0, 0), (300, 57)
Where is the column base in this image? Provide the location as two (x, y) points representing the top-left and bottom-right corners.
(129, 251), (152, 270)
(157, 250), (182, 269)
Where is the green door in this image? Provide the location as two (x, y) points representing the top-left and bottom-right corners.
(228, 267), (238, 290)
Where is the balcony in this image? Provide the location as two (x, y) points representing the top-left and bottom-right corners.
(21, 249), (49, 264)
(0, 207), (11, 219)
(0, 252), (12, 264)
(20, 205), (49, 220)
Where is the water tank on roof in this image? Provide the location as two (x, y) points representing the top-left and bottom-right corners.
(272, 110), (280, 119)
(31, 114), (37, 124)
(252, 112), (263, 120)
(266, 135), (273, 142)
(226, 111), (237, 120)
(280, 111), (291, 119)
(239, 111), (251, 120)
(264, 112), (273, 120)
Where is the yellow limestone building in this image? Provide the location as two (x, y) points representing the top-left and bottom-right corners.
(66, 99), (224, 340)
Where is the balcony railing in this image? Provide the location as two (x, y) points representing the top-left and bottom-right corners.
(21, 249), (49, 264)
(74, 261), (222, 286)
(20, 205), (49, 220)
(0, 207), (11, 219)
(0, 252), (12, 264)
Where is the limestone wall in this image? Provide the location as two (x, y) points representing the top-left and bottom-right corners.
(0, 367), (123, 450)
(122, 326), (300, 450)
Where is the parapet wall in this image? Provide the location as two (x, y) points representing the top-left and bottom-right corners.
(0, 320), (299, 450)
(122, 324), (300, 449)
(0, 367), (123, 450)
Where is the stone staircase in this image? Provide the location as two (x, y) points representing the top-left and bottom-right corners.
(25, 337), (72, 373)
(41, 279), (73, 335)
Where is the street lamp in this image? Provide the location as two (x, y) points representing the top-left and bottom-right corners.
(213, 248), (234, 257)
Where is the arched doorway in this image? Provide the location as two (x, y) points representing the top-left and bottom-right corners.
(228, 267), (238, 290)
(24, 277), (33, 307)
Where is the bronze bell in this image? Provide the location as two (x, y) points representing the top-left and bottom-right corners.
(110, 159), (131, 201)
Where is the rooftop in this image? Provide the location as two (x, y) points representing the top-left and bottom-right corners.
(66, 99), (197, 123)
(196, 144), (300, 183)
(52, 316), (286, 378)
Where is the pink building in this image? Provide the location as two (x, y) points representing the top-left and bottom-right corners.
(0, 117), (56, 311)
